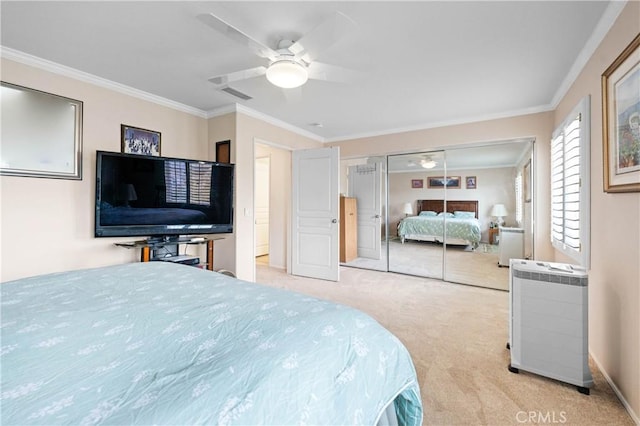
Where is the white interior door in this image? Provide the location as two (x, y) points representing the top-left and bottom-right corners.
(292, 147), (340, 281)
(348, 163), (382, 260)
(255, 156), (270, 257)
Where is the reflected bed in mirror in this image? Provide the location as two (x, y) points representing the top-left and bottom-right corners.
(0, 81), (83, 180)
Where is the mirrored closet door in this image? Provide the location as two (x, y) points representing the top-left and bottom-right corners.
(388, 151), (446, 279)
(339, 140), (534, 292)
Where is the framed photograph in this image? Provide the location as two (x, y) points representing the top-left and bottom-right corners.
(602, 33), (640, 193)
(121, 124), (161, 157)
(427, 176), (461, 188)
(411, 179), (423, 189)
(523, 160), (532, 202)
(465, 176), (477, 189)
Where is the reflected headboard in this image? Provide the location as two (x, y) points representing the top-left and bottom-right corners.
(416, 200), (479, 218)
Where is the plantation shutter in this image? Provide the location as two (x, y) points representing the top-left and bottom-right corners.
(550, 95), (589, 267)
(515, 173), (523, 225)
(165, 161), (187, 203)
(189, 163), (212, 206)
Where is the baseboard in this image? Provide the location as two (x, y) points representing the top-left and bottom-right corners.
(590, 350), (640, 425)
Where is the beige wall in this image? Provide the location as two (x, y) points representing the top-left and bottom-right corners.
(554, 2), (639, 418)
(0, 58), (209, 282)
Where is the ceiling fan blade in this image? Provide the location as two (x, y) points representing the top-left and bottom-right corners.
(288, 11), (357, 64)
(307, 62), (362, 84)
(198, 13), (279, 61)
(208, 66), (267, 86)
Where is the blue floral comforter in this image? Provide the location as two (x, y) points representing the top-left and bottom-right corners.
(398, 215), (481, 244)
(1, 262), (422, 425)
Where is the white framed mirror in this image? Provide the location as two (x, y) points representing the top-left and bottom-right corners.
(1, 81), (83, 180)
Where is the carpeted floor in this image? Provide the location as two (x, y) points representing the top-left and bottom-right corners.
(343, 239), (510, 291)
(255, 265), (634, 426)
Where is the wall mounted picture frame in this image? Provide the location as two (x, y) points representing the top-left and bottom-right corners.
(0, 81), (83, 180)
(602, 33), (640, 193)
(411, 179), (423, 189)
(427, 176), (461, 188)
(465, 176), (477, 189)
(121, 124), (161, 157)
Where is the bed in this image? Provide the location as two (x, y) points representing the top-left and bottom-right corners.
(398, 199), (481, 247)
(0, 262), (422, 425)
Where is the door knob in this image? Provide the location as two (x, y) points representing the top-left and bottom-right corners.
(331, 219), (338, 223)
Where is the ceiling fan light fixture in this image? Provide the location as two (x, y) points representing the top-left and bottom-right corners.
(266, 60), (308, 88)
(421, 159), (437, 169)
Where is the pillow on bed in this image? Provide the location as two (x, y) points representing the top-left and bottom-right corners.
(419, 210), (437, 217)
(454, 211), (475, 219)
(438, 212), (454, 218)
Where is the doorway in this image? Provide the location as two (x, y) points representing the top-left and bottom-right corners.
(254, 142), (291, 274)
(255, 156), (270, 264)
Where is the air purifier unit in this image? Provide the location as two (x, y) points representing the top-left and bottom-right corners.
(498, 227), (524, 267)
(508, 259), (592, 394)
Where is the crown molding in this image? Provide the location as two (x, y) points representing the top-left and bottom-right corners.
(325, 104), (554, 143)
(207, 103), (325, 142)
(1, 46), (208, 118)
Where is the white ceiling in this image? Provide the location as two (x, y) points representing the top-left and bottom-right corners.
(0, 1), (619, 146)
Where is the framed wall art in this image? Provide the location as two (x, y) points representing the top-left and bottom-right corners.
(121, 124), (161, 157)
(411, 179), (423, 189)
(465, 176), (477, 189)
(602, 33), (640, 193)
(427, 176), (461, 189)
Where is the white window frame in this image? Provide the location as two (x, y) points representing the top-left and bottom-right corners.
(550, 96), (590, 268)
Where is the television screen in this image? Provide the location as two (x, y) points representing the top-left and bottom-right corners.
(95, 151), (234, 238)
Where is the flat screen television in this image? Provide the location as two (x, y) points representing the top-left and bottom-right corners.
(95, 151), (234, 239)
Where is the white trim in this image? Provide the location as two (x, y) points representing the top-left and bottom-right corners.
(550, 1), (627, 108)
(254, 137), (294, 152)
(325, 105), (553, 143)
(590, 350), (640, 425)
(1, 46), (208, 118)
(207, 104), (325, 143)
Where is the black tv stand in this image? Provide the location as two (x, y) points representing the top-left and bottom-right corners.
(115, 236), (225, 271)
(145, 235), (181, 244)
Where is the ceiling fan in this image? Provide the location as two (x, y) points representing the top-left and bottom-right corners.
(198, 11), (358, 90)
(407, 155), (438, 169)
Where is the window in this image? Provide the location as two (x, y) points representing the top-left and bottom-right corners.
(515, 173), (523, 225)
(189, 163), (212, 206)
(550, 96), (590, 267)
(165, 161), (187, 203)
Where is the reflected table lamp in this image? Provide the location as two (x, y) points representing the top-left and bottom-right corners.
(403, 202), (413, 217)
(490, 204), (508, 226)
